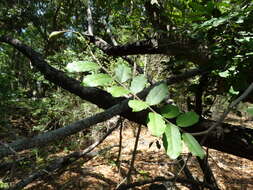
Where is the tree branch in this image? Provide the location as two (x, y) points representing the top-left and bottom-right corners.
(116, 176), (213, 190)
(85, 35), (210, 65)
(7, 120), (120, 190)
(0, 35), (122, 109)
(1, 36), (253, 161)
(0, 99), (128, 158)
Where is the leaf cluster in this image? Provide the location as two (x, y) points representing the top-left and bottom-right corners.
(66, 58), (205, 159)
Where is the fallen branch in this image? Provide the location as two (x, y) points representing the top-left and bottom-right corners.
(7, 119), (121, 190)
(0, 100), (127, 158)
(116, 176), (213, 190)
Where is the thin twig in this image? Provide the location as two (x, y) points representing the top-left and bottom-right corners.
(116, 118), (124, 169)
(191, 82), (253, 137)
(0, 141), (19, 158)
(197, 156), (219, 190)
(176, 155), (201, 190)
(102, 18), (153, 84)
(0, 141), (20, 184)
(126, 124), (142, 184)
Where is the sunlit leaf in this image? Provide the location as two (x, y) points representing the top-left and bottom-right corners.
(212, 17), (228, 27)
(163, 123), (182, 159)
(161, 104), (180, 119)
(130, 75), (147, 94)
(146, 83), (168, 106)
(229, 86), (239, 95)
(115, 64), (131, 83)
(0, 179), (9, 188)
(66, 61), (99, 72)
(176, 112), (199, 127)
(218, 70), (230, 78)
(128, 100), (149, 112)
(82, 74), (112, 87)
(107, 86), (130, 97)
(182, 133), (205, 159)
(246, 52), (253, 56)
(151, 0), (159, 6)
(147, 112), (166, 137)
(49, 31), (68, 39)
(199, 16), (230, 30)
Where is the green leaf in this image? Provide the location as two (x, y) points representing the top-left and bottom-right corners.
(246, 106), (253, 116)
(229, 86), (239, 95)
(128, 100), (149, 112)
(176, 112), (199, 127)
(147, 112), (166, 137)
(246, 52), (253, 56)
(49, 31), (67, 39)
(218, 70), (230, 78)
(82, 74), (112, 87)
(161, 104), (180, 119)
(130, 75), (147, 94)
(66, 61), (99, 73)
(0, 180), (9, 188)
(146, 83), (168, 106)
(199, 16), (229, 30)
(163, 123), (182, 159)
(151, 0), (159, 6)
(182, 133), (205, 159)
(212, 17), (228, 27)
(115, 64), (131, 83)
(107, 86), (130, 97)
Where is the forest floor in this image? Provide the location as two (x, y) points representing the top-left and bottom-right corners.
(1, 113), (253, 190)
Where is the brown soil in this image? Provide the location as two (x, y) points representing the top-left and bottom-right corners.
(25, 124), (253, 189)
(1, 115), (253, 190)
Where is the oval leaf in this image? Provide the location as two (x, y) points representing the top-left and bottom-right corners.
(66, 61), (99, 73)
(218, 70), (230, 78)
(182, 133), (205, 159)
(128, 100), (149, 112)
(147, 112), (166, 137)
(145, 83), (168, 106)
(176, 111), (199, 127)
(107, 86), (130, 97)
(130, 74), (147, 94)
(161, 104), (180, 119)
(115, 64), (131, 83)
(49, 31), (67, 39)
(82, 74), (112, 87)
(162, 123), (182, 159)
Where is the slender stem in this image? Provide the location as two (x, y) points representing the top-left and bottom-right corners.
(116, 118), (124, 168)
(126, 124), (142, 184)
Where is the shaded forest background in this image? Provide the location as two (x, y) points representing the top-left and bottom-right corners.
(0, 0), (253, 189)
